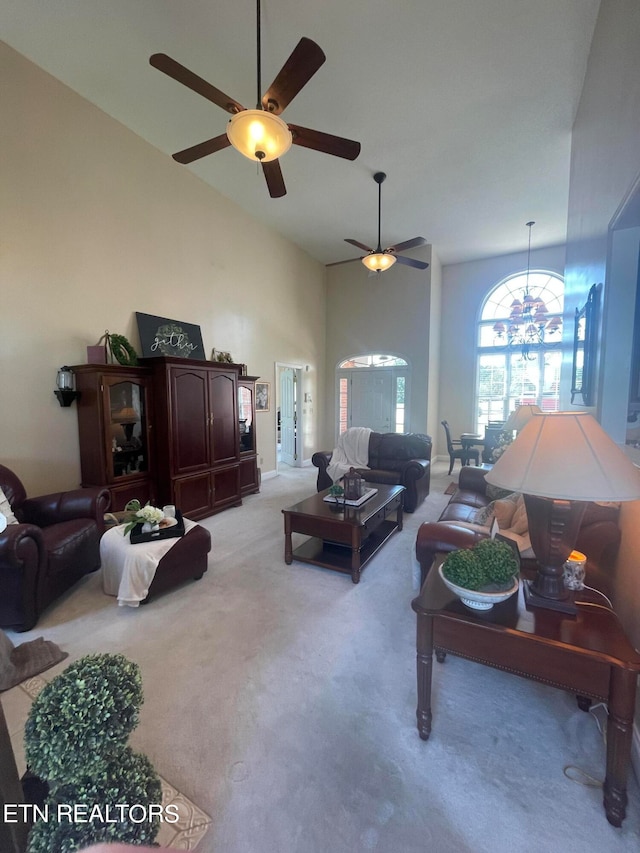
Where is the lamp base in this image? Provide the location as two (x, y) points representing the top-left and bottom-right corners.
(523, 580), (577, 615)
(54, 389), (80, 407)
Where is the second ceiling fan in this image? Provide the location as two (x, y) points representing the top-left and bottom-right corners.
(344, 172), (429, 273)
(149, 0), (360, 198)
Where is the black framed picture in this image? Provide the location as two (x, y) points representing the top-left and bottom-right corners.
(571, 283), (600, 407)
(136, 312), (206, 360)
(256, 382), (270, 412)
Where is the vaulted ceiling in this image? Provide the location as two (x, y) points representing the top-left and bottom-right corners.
(1, 0), (601, 265)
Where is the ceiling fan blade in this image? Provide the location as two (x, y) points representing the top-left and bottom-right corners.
(386, 236), (428, 253)
(261, 38), (326, 115)
(289, 125), (361, 161)
(394, 254), (430, 270)
(262, 160), (287, 198)
(150, 54), (245, 115)
(345, 238), (374, 253)
(173, 134), (231, 164)
(326, 257), (363, 267)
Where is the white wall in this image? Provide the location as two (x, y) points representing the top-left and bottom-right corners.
(0, 42), (326, 492)
(563, 0), (640, 653)
(323, 245), (434, 448)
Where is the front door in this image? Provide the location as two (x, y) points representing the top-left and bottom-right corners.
(349, 369), (393, 432)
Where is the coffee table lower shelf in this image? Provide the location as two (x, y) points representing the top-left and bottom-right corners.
(291, 519), (399, 581)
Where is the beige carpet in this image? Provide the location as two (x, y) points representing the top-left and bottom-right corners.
(2, 461), (640, 852)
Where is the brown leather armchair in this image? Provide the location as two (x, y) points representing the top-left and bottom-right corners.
(0, 464), (110, 632)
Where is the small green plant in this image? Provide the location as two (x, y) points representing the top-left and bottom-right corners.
(443, 539), (519, 591)
(24, 653), (161, 853)
(328, 483), (345, 499)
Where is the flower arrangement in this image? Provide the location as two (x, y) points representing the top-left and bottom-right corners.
(122, 501), (165, 535)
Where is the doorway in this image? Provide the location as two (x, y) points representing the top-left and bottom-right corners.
(336, 354), (409, 438)
(276, 363), (303, 469)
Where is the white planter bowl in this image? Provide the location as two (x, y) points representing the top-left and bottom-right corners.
(438, 564), (519, 610)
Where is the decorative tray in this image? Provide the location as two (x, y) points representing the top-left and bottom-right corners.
(130, 511), (185, 544)
(322, 488), (378, 507)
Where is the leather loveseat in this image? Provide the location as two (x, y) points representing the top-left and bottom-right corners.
(0, 464), (110, 631)
(415, 464), (621, 595)
(312, 432), (432, 513)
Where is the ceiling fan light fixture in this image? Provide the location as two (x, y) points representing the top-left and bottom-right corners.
(226, 109), (292, 162)
(362, 252), (397, 273)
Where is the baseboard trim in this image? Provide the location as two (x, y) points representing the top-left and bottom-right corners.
(262, 469), (277, 481)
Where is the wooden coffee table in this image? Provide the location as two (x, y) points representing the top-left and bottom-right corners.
(282, 484), (404, 583)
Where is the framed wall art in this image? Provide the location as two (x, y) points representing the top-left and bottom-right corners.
(256, 382), (270, 412)
(136, 312), (206, 360)
(571, 283), (600, 407)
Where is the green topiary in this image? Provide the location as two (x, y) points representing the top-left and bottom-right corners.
(24, 654), (161, 853)
(442, 548), (485, 590)
(443, 539), (519, 591)
(25, 654), (143, 784)
(474, 538), (519, 584)
(26, 749), (162, 853)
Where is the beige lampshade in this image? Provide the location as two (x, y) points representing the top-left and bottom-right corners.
(112, 407), (139, 424)
(485, 411), (640, 502)
(503, 404), (542, 433)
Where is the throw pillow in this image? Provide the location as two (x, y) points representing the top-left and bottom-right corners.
(486, 483), (514, 501)
(473, 501), (496, 527)
(0, 487), (18, 525)
(508, 495), (529, 535)
(492, 492), (520, 529)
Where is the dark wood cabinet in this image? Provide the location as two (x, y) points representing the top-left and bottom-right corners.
(73, 358), (249, 520)
(238, 375), (260, 496)
(72, 364), (155, 511)
(144, 357), (242, 519)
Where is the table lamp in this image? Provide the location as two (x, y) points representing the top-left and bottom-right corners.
(485, 411), (640, 613)
(503, 404), (541, 435)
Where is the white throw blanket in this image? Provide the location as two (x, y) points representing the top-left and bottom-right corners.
(101, 518), (197, 607)
(326, 427), (372, 483)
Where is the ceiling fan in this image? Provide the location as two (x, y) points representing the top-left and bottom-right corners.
(149, 0), (360, 198)
(340, 172), (429, 273)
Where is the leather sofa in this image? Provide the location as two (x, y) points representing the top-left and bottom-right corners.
(0, 464), (110, 631)
(312, 432), (432, 513)
(415, 464), (621, 595)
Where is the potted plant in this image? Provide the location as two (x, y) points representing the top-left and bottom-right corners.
(327, 483), (345, 508)
(23, 653), (162, 853)
(440, 539), (520, 610)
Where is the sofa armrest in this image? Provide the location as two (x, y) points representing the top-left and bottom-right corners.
(22, 487), (110, 534)
(415, 520), (489, 586)
(458, 465), (489, 495)
(311, 451), (333, 492)
(396, 458), (429, 482)
(0, 523), (45, 573)
(311, 451), (332, 471)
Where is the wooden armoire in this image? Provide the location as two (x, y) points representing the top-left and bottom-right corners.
(73, 357), (259, 518)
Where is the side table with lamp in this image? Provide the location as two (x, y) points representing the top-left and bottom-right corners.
(412, 411), (640, 826)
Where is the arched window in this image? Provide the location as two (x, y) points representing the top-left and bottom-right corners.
(337, 354), (409, 435)
(476, 271), (564, 431)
